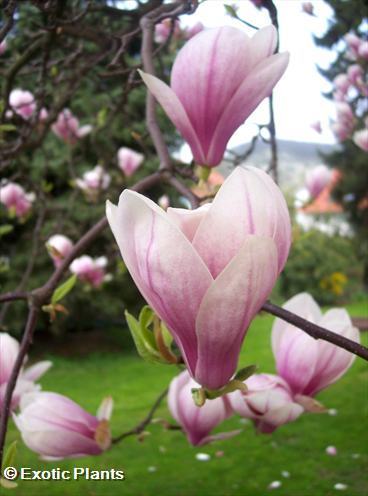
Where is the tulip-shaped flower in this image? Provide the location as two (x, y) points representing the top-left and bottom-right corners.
(272, 293), (360, 398)
(117, 147), (144, 177)
(154, 18), (181, 44)
(70, 255), (108, 288)
(75, 165), (111, 201)
(305, 165), (331, 199)
(0, 182), (35, 218)
(353, 129), (368, 152)
(168, 370), (238, 446)
(46, 234), (74, 268)
(107, 166), (291, 389)
(0, 333), (52, 411)
(52, 109), (92, 144)
(0, 39), (7, 55)
(139, 25), (289, 167)
(14, 392), (113, 459)
(9, 89), (36, 120)
(229, 374), (304, 433)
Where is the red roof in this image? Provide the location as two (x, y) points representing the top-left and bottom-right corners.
(301, 170), (343, 214)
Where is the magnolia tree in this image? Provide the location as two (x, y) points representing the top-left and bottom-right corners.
(0, 0), (367, 489)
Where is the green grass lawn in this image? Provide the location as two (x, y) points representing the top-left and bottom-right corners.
(5, 301), (368, 496)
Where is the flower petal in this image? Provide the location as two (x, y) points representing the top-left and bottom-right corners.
(138, 70), (206, 164)
(206, 52), (289, 166)
(166, 204), (211, 242)
(272, 293), (322, 358)
(22, 361), (52, 382)
(192, 167), (290, 278)
(106, 191), (213, 374)
(194, 236), (278, 389)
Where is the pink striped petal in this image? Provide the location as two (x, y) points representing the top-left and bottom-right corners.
(207, 52), (289, 166)
(193, 167), (290, 278)
(194, 236), (278, 389)
(22, 361), (52, 382)
(106, 192), (213, 374)
(166, 204), (211, 242)
(138, 71), (206, 165)
(272, 293), (322, 357)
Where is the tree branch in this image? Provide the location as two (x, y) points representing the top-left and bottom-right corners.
(262, 300), (368, 361)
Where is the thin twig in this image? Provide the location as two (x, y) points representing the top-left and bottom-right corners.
(262, 301), (368, 361)
(112, 388), (168, 444)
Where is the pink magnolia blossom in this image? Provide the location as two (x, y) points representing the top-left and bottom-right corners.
(358, 41), (368, 60)
(272, 293), (360, 397)
(0, 333), (52, 411)
(0, 182), (35, 218)
(310, 120), (322, 134)
(229, 374), (304, 434)
(250, 0), (264, 8)
(117, 147), (144, 177)
(333, 74), (350, 94)
(39, 107), (49, 122)
(52, 109), (92, 144)
(139, 25), (289, 167)
(0, 39), (6, 55)
(353, 129), (368, 152)
(106, 166), (291, 389)
(75, 165), (111, 199)
(344, 33), (362, 59)
(9, 89), (36, 120)
(335, 102), (354, 124)
(158, 194), (170, 210)
(70, 255), (108, 288)
(301, 2), (314, 15)
(305, 165), (331, 198)
(46, 234), (74, 268)
(168, 370), (238, 446)
(185, 22), (204, 39)
(347, 64), (363, 85)
(331, 122), (352, 142)
(154, 18), (181, 44)
(14, 392), (113, 460)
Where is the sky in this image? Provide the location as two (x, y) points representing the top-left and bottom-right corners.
(179, 0), (338, 149)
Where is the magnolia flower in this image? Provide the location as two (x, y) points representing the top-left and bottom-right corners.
(158, 194), (170, 210)
(333, 74), (350, 94)
(0, 182), (35, 218)
(70, 255), (108, 288)
(75, 165), (111, 200)
(358, 41), (368, 60)
(185, 22), (204, 39)
(347, 64), (363, 85)
(154, 18), (181, 44)
(272, 293), (360, 397)
(344, 33), (362, 60)
(46, 234), (74, 268)
(0, 333), (52, 411)
(305, 165), (331, 198)
(301, 2), (314, 15)
(106, 166), (291, 389)
(353, 129), (368, 152)
(52, 109), (92, 144)
(14, 392), (113, 460)
(117, 147), (144, 177)
(229, 374), (304, 434)
(139, 25), (289, 167)
(0, 39), (6, 55)
(331, 122), (352, 142)
(39, 107), (49, 122)
(310, 121), (322, 134)
(168, 370), (238, 446)
(9, 89), (36, 120)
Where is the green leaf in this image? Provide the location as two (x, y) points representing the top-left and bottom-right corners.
(0, 124), (16, 132)
(161, 321), (173, 347)
(224, 4), (238, 18)
(233, 364), (257, 382)
(51, 275), (77, 304)
(3, 441), (17, 469)
(0, 225), (14, 238)
(125, 310), (160, 363)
